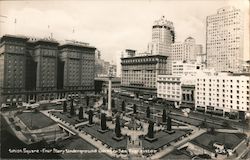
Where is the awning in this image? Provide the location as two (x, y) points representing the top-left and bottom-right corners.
(213, 110), (223, 114)
(196, 107), (205, 111)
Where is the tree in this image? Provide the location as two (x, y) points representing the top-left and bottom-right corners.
(208, 127), (215, 135)
(70, 99), (75, 116)
(115, 116), (122, 138)
(111, 99), (115, 109)
(133, 104), (137, 114)
(167, 116), (172, 131)
(101, 113), (107, 130)
(122, 101), (126, 112)
(103, 97), (106, 106)
(88, 110), (94, 125)
(146, 106), (150, 118)
(86, 96), (89, 106)
(63, 101), (67, 113)
(147, 120), (154, 138)
(79, 107), (83, 119)
(162, 109), (167, 123)
(222, 121), (230, 128)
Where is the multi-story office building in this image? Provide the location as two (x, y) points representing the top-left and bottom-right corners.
(171, 37), (203, 63)
(121, 54), (168, 97)
(0, 35), (96, 106)
(195, 72), (250, 119)
(206, 6), (244, 73)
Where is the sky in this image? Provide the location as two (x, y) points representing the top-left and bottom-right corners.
(0, 0), (249, 66)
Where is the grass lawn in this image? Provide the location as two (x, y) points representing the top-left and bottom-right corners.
(17, 112), (56, 130)
(160, 149), (192, 160)
(57, 136), (113, 160)
(80, 125), (127, 150)
(191, 132), (247, 152)
(141, 130), (192, 150)
(51, 111), (87, 125)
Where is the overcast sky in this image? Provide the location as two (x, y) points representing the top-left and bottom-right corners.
(0, 0), (249, 64)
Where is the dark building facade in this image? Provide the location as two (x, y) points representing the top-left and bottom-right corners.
(0, 35), (96, 106)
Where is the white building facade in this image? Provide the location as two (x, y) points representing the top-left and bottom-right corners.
(195, 72), (250, 119)
(206, 6), (244, 73)
(172, 61), (205, 76)
(147, 16), (175, 56)
(157, 74), (196, 109)
(171, 37), (203, 63)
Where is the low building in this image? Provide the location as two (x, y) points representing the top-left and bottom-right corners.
(172, 60), (205, 76)
(94, 77), (121, 94)
(195, 72), (250, 120)
(121, 54), (168, 98)
(157, 74), (196, 109)
(157, 75), (181, 107)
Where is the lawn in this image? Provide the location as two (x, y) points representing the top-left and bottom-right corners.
(80, 125), (127, 150)
(191, 132), (247, 153)
(17, 112), (56, 130)
(51, 111), (87, 125)
(57, 136), (113, 160)
(141, 130), (192, 150)
(160, 149), (192, 160)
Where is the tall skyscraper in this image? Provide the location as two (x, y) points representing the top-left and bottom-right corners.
(206, 6), (244, 73)
(147, 16), (175, 56)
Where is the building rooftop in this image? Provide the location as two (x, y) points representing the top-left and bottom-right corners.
(121, 54), (168, 60)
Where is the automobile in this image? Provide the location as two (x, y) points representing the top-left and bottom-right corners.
(144, 101), (149, 104)
(56, 101), (62, 105)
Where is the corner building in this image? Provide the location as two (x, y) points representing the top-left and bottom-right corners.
(195, 72), (250, 120)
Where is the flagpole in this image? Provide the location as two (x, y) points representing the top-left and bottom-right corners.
(14, 18), (16, 34)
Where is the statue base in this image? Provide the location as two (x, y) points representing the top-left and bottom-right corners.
(161, 122), (167, 125)
(87, 123), (95, 127)
(164, 130), (175, 134)
(98, 129), (109, 133)
(145, 136), (158, 142)
(112, 136), (124, 141)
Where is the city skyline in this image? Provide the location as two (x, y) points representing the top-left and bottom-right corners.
(0, 0), (249, 64)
